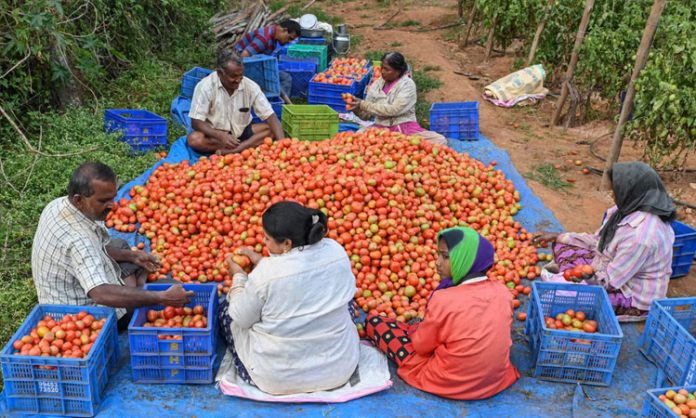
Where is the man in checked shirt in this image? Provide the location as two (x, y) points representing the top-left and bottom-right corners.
(31, 162), (193, 330)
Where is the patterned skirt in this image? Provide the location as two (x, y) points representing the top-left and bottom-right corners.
(364, 314), (415, 367)
(218, 298), (255, 385)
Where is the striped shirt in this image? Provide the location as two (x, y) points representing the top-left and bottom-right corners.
(559, 206), (675, 310)
(31, 197), (126, 318)
(236, 25), (277, 56)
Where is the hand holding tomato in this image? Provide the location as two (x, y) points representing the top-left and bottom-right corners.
(532, 232), (558, 247)
(131, 250), (162, 272)
(236, 247), (261, 266)
(158, 284), (195, 307)
(225, 254), (246, 276)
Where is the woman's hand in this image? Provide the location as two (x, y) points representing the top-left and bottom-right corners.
(225, 254), (246, 276)
(343, 94), (362, 110)
(532, 232), (559, 247)
(237, 247), (262, 266)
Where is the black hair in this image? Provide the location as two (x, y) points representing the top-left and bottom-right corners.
(216, 48), (243, 71)
(279, 19), (301, 36)
(381, 52), (408, 76)
(67, 162), (116, 198)
(262, 201), (328, 248)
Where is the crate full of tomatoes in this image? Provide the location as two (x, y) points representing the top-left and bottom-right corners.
(642, 386), (696, 418)
(127, 283), (218, 384)
(525, 282), (623, 386)
(0, 305), (119, 417)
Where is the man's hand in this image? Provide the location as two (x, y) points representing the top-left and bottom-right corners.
(237, 247), (262, 266)
(131, 250), (162, 272)
(219, 132), (240, 149)
(158, 284), (195, 307)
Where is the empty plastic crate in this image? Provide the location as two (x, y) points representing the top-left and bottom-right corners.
(181, 67), (213, 99)
(252, 94), (284, 123)
(1, 305), (119, 417)
(642, 385), (696, 417)
(104, 109), (168, 153)
(128, 284), (218, 384)
(640, 297), (696, 386)
(308, 76), (357, 113)
(671, 221), (696, 278)
(429, 102), (480, 141)
(278, 57), (317, 99)
(243, 55), (281, 97)
(287, 44), (328, 71)
(525, 282), (623, 386)
(282, 105), (338, 141)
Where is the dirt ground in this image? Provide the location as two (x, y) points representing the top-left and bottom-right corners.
(340, 0), (696, 296)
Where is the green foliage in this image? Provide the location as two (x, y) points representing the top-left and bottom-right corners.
(525, 164), (573, 191)
(399, 20), (421, 27)
(1, 0), (223, 114)
(476, 0), (544, 50)
(364, 50), (386, 62)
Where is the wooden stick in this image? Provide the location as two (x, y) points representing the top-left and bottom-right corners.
(411, 20), (464, 33)
(601, 0), (667, 190)
(484, 12), (498, 61)
(462, 3), (476, 46)
(374, 10), (400, 29)
(550, 0), (595, 126)
(526, 0), (555, 66)
(301, 0), (316, 10)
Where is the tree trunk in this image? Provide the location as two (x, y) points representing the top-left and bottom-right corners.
(50, 39), (82, 109)
(462, 4), (477, 46)
(550, 0), (595, 126)
(600, 0), (667, 190)
(484, 13), (498, 61)
(526, 0), (555, 66)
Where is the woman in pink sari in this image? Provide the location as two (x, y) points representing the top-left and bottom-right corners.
(346, 52), (447, 146)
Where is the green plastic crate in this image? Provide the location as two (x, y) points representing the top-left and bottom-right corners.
(282, 105), (338, 141)
(287, 45), (328, 72)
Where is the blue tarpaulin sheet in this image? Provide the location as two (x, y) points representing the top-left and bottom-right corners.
(2, 134), (657, 418)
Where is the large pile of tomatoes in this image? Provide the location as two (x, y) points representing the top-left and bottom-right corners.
(11, 312), (107, 359)
(107, 129), (540, 320)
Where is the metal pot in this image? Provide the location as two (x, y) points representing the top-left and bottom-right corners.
(301, 28), (325, 38)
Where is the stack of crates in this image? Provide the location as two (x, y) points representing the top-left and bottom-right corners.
(278, 55), (318, 99)
(1, 305), (119, 417)
(104, 109), (168, 153)
(429, 101), (480, 141)
(128, 284), (218, 384)
(287, 44), (328, 72)
(525, 282), (624, 386)
(308, 58), (372, 113)
(282, 105), (338, 141)
(180, 67), (213, 99)
(243, 55), (281, 97)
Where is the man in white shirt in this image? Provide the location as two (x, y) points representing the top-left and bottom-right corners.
(187, 49), (284, 155)
(32, 162), (194, 329)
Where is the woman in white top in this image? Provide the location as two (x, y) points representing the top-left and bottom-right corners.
(219, 201), (360, 395)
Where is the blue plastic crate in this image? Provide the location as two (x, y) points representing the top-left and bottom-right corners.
(131, 354), (217, 385)
(279, 57), (317, 99)
(104, 109), (168, 153)
(170, 96), (193, 133)
(1, 305), (119, 417)
(308, 76), (357, 113)
(525, 282), (623, 386)
(640, 298), (696, 387)
(671, 221), (696, 278)
(128, 284), (218, 356)
(181, 67), (213, 99)
(642, 385), (696, 417)
(243, 55), (281, 97)
(429, 101), (480, 141)
(252, 94), (284, 124)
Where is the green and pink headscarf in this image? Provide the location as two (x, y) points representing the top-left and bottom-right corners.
(436, 227), (495, 290)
